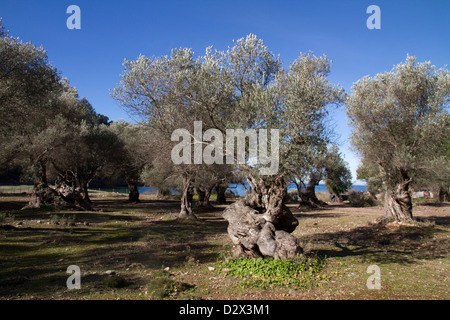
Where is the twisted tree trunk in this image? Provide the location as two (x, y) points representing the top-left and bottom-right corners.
(216, 184), (227, 204)
(223, 175), (302, 260)
(195, 185), (214, 208)
(54, 173), (93, 211)
(384, 175), (413, 222)
(179, 175), (196, 219)
(438, 186), (449, 203)
(29, 160), (62, 208)
(81, 180), (92, 204)
(126, 179), (140, 203)
(298, 178), (327, 208)
(29, 163), (93, 211)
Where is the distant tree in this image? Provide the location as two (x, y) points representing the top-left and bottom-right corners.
(193, 164), (234, 208)
(112, 47), (236, 219)
(109, 121), (154, 203)
(291, 144), (352, 206)
(346, 56), (450, 222)
(356, 160), (383, 199)
(412, 138), (450, 202)
(290, 143), (329, 208)
(324, 145), (353, 202)
(79, 97), (111, 126)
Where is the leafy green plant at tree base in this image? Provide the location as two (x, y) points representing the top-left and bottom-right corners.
(216, 256), (328, 289)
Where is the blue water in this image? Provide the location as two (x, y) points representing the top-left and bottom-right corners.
(228, 183), (366, 197)
(95, 183), (366, 196)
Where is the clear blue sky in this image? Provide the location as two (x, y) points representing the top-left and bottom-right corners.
(1, 0), (449, 184)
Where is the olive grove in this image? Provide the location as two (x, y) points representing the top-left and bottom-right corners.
(3, 16), (448, 262)
(112, 35), (345, 259)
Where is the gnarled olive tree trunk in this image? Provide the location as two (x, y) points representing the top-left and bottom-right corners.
(81, 180), (92, 204)
(384, 176), (413, 222)
(126, 178), (140, 203)
(54, 172), (94, 211)
(29, 161), (63, 208)
(216, 184), (227, 204)
(223, 175), (302, 260)
(29, 162), (93, 211)
(179, 175), (196, 219)
(195, 185), (215, 208)
(438, 186), (449, 203)
(298, 178), (327, 208)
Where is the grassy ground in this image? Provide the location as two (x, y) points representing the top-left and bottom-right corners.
(0, 190), (448, 300)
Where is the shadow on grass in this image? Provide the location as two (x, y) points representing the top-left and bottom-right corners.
(294, 212), (347, 220)
(308, 219), (448, 264)
(0, 198), (229, 298)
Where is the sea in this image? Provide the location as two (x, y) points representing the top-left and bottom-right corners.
(94, 183), (366, 196)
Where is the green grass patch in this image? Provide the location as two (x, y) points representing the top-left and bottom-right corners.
(216, 256), (328, 289)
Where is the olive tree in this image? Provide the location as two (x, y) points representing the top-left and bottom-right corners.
(223, 45), (343, 259)
(112, 35), (344, 258)
(346, 56), (450, 221)
(324, 145), (353, 202)
(290, 143), (329, 208)
(109, 121), (154, 203)
(0, 22), (116, 210)
(112, 45), (237, 218)
(0, 25), (60, 170)
(47, 121), (124, 208)
(0, 27), (78, 208)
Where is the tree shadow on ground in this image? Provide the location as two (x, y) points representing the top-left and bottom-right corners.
(416, 202), (450, 207)
(294, 212), (348, 220)
(0, 197), (230, 297)
(308, 219), (448, 264)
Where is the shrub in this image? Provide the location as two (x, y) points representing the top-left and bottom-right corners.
(348, 191), (378, 207)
